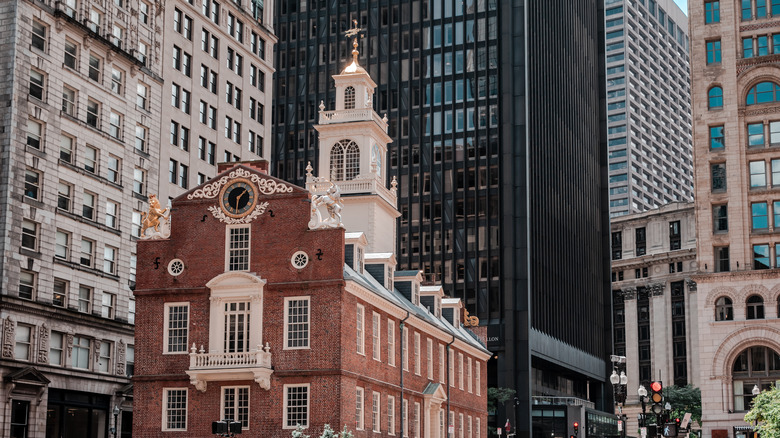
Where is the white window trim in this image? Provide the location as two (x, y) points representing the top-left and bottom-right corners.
(388, 319), (396, 367)
(403, 326), (409, 371)
(476, 362), (481, 396)
(476, 417), (481, 438)
(372, 391), (381, 433)
(439, 344), (446, 384)
(427, 338), (434, 380)
(161, 387), (188, 431)
(468, 357), (473, 393)
(372, 311), (381, 361)
(163, 302), (189, 354)
(356, 386), (365, 430)
(414, 402), (421, 438)
(459, 352), (464, 390)
(283, 296), (311, 350)
(356, 304), (365, 355)
(283, 383), (310, 429)
(403, 398), (409, 438)
(225, 224), (251, 272)
(388, 395), (396, 436)
(414, 332), (421, 375)
(459, 413), (464, 438)
(468, 415), (473, 438)
(221, 386), (250, 430)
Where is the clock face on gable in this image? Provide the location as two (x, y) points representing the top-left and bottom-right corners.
(219, 178), (257, 218)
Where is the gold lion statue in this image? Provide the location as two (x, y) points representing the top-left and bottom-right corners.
(141, 194), (168, 236)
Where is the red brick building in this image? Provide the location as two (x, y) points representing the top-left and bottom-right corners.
(133, 47), (490, 438)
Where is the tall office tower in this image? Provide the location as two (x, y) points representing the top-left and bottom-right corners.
(0, 0), (164, 435)
(689, 1), (780, 437)
(605, 0), (694, 218)
(158, 0), (276, 202)
(274, 1), (613, 435)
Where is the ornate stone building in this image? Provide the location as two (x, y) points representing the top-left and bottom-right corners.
(689, 1), (780, 437)
(133, 55), (490, 437)
(609, 202), (698, 433)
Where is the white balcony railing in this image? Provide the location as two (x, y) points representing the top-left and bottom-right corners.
(186, 343), (273, 392)
(308, 177), (397, 207)
(189, 343), (271, 369)
(318, 109), (388, 132)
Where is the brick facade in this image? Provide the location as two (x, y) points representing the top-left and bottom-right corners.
(133, 163), (490, 437)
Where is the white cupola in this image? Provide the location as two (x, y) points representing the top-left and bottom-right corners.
(310, 21), (400, 254)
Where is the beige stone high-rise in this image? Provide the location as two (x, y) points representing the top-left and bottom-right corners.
(689, 1), (780, 437)
(0, 0), (275, 436)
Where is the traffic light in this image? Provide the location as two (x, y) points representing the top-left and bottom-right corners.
(573, 422), (579, 435)
(650, 381), (664, 415)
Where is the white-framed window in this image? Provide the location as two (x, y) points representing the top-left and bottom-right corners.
(59, 134), (73, 163)
(356, 387), (365, 430)
(109, 110), (122, 139)
(72, 336), (90, 369)
(449, 351), (455, 386)
(414, 332), (421, 375)
(105, 199), (119, 229)
(31, 19), (47, 51)
(82, 191), (96, 220)
(128, 298), (136, 324)
(356, 304), (365, 355)
(126, 344), (135, 377)
(440, 410), (446, 438)
(107, 155), (120, 183)
(64, 39), (78, 68)
(132, 211), (142, 237)
(29, 69), (45, 100)
(388, 319), (396, 367)
(21, 219), (38, 251)
(164, 302), (189, 353)
(57, 181), (72, 211)
(372, 391), (381, 432)
(467, 357), (473, 393)
(162, 388), (188, 431)
(388, 396), (396, 435)
(459, 353), (464, 389)
(402, 399), (409, 438)
(345, 86), (356, 109)
(284, 297), (310, 349)
(283, 384), (309, 428)
(135, 125), (147, 151)
(24, 169), (40, 201)
(103, 246), (117, 274)
(27, 119), (43, 149)
(85, 145), (98, 172)
(222, 386), (250, 429)
(226, 225), (250, 271)
(414, 402), (421, 438)
(403, 326), (409, 371)
(52, 278), (67, 308)
(98, 341), (112, 372)
(101, 292), (116, 319)
(223, 301), (250, 352)
(50, 331), (64, 365)
(330, 139), (360, 181)
(449, 412), (455, 438)
(14, 324), (32, 360)
(468, 415), (473, 438)
(427, 338), (434, 380)
(476, 362), (481, 396)
(78, 285), (92, 313)
(133, 168), (146, 195)
(459, 413), (464, 438)
(19, 270), (36, 300)
(372, 312), (381, 361)
(476, 417), (481, 438)
(62, 85), (76, 115)
(86, 99), (100, 128)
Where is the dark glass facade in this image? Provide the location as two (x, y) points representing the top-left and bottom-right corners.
(273, 1), (612, 435)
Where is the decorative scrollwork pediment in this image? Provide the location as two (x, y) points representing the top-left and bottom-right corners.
(187, 168), (294, 200)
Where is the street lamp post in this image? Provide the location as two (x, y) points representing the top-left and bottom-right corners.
(751, 385), (760, 438)
(638, 385), (648, 429)
(610, 355), (628, 438)
(111, 405), (121, 438)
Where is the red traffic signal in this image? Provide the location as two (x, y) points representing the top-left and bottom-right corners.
(573, 422), (579, 434)
(650, 381), (663, 404)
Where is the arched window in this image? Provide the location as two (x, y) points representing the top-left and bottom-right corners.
(747, 81), (780, 105)
(732, 346), (780, 411)
(747, 295), (765, 319)
(715, 296), (733, 321)
(330, 139), (360, 181)
(709, 86), (723, 109)
(345, 86), (356, 109)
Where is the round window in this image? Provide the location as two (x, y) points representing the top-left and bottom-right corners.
(168, 259), (185, 276)
(291, 251), (309, 269)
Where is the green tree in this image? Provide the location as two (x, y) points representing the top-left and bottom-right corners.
(319, 424), (337, 438)
(745, 385), (780, 438)
(292, 424), (310, 438)
(487, 387), (516, 414)
(663, 385), (702, 427)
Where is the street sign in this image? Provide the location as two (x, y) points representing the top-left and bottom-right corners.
(680, 413), (692, 430)
(663, 423), (678, 437)
(618, 420), (623, 432)
(449, 426), (455, 434)
(497, 428), (502, 436)
(640, 427), (647, 438)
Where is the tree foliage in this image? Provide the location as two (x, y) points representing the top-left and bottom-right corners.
(487, 387), (516, 413)
(292, 425), (310, 438)
(745, 386), (780, 438)
(663, 385), (702, 427)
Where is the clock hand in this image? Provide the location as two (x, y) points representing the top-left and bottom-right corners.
(235, 190), (245, 204)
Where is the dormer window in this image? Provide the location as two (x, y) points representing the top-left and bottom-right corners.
(345, 86), (356, 109)
(357, 246), (364, 273)
(387, 266), (394, 291)
(227, 225), (250, 271)
(435, 297), (440, 318)
(412, 283), (419, 306)
(330, 139), (360, 181)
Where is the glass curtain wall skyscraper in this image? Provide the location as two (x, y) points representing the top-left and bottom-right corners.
(273, 1), (612, 435)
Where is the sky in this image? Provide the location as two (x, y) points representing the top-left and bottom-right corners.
(674, 0), (688, 15)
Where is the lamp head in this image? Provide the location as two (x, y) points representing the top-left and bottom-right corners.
(752, 385), (761, 396)
(113, 405), (121, 416)
(619, 371), (628, 385)
(665, 402), (671, 410)
(610, 370), (620, 385)
(638, 385), (648, 397)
